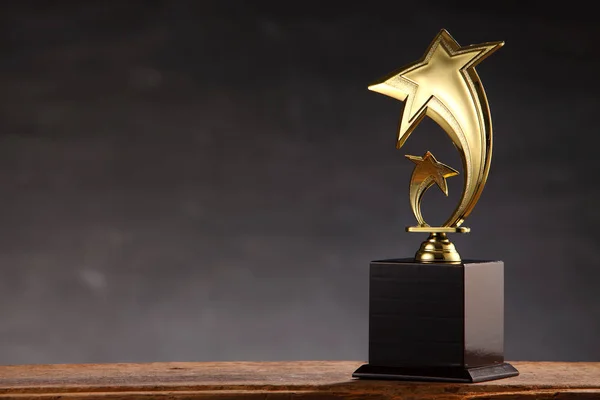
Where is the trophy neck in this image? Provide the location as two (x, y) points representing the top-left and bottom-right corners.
(415, 232), (461, 264)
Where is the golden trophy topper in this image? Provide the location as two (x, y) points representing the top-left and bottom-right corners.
(369, 29), (504, 263)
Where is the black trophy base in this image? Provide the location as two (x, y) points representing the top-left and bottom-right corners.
(352, 362), (519, 383)
(354, 258), (519, 383)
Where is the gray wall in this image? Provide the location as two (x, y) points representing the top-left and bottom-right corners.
(0, 1), (598, 364)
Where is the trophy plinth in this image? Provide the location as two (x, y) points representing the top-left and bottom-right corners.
(352, 259), (518, 382)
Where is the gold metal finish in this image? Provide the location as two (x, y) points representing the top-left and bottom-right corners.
(415, 233), (461, 264)
(369, 29), (503, 263)
(406, 226), (470, 233)
(405, 151), (459, 227)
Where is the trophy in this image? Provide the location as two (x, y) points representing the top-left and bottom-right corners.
(352, 30), (519, 382)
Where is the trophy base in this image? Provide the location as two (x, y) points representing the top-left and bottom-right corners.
(352, 362), (519, 383)
(354, 258), (518, 383)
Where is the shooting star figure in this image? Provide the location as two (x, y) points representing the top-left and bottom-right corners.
(369, 29), (503, 228)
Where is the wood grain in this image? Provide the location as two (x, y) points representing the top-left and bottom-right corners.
(0, 361), (598, 399)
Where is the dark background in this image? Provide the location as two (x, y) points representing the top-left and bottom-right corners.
(0, 0), (598, 365)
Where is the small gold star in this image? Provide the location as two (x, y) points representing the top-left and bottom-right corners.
(406, 151), (459, 196)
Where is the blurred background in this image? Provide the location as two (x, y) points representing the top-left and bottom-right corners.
(0, 0), (598, 365)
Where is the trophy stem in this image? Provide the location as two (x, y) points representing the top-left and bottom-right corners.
(415, 232), (461, 263)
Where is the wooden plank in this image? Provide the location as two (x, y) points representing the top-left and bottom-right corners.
(0, 361), (598, 399)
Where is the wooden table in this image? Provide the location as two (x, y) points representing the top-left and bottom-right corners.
(0, 361), (598, 399)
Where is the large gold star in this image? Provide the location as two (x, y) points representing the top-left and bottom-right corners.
(369, 29), (503, 149)
(406, 151), (459, 196)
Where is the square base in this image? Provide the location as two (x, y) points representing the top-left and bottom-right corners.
(358, 258), (517, 382)
(368, 259), (505, 368)
(352, 362), (519, 383)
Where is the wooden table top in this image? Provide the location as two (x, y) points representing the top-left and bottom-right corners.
(0, 361), (598, 399)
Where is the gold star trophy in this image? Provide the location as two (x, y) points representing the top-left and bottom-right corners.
(352, 30), (519, 382)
